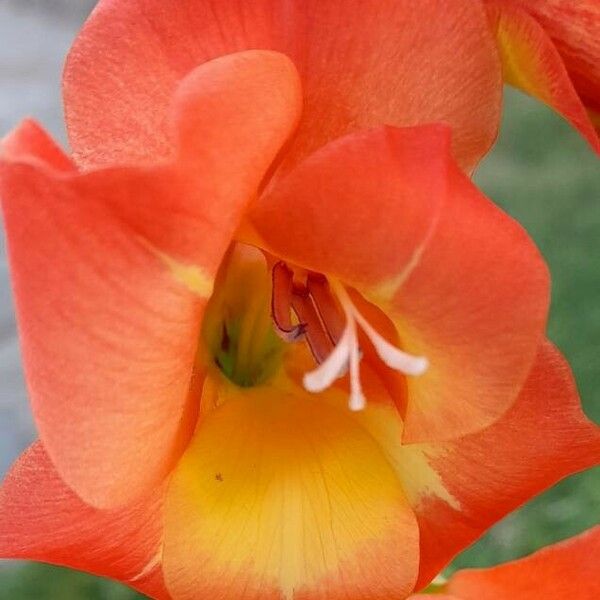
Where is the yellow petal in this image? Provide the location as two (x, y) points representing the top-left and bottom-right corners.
(163, 378), (419, 600)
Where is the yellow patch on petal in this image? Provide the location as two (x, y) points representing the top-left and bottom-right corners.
(369, 241), (428, 303)
(487, 2), (600, 153)
(396, 445), (460, 511)
(495, 20), (553, 102)
(138, 236), (214, 298)
(158, 252), (214, 298)
(344, 402), (460, 512)
(163, 379), (420, 600)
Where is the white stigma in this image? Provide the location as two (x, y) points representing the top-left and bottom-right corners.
(303, 283), (428, 411)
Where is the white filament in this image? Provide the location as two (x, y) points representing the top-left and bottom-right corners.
(303, 283), (428, 411)
(352, 309), (429, 376)
(348, 319), (366, 411)
(303, 326), (353, 393)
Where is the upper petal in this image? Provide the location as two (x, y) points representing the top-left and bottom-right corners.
(0, 442), (169, 600)
(252, 125), (549, 442)
(251, 125), (448, 289)
(446, 526), (600, 599)
(0, 51), (301, 508)
(402, 341), (600, 589)
(486, 0), (600, 153)
(64, 0), (502, 171)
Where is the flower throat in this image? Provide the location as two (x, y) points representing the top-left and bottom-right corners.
(202, 244), (428, 407)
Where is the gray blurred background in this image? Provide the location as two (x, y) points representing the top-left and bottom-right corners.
(0, 0), (92, 478)
(0, 1), (599, 598)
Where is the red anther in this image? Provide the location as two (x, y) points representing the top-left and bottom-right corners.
(307, 274), (345, 344)
(291, 291), (335, 364)
(272, 263), (349, 365)
(271, 262), (306, 342)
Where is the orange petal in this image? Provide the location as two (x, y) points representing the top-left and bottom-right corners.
(170, 50), (302, 190)
(400, 341), (600, 589)
(511, 0), (600, 117)
(0, 443), (169, 600)
(252, 125), (549, 442)
(252, 125), (449, 289)
(0, 119), (75, 172)
(162, 378), (420, 600)
(64, 0), (501, 171)
(392, 161), (549, 442)
(486, 0), (600, 153)
(446, 526), (600, 600)
(1, 125), (203, 509)
(409, 597), (459, 600)
(0, 52), (301, 508)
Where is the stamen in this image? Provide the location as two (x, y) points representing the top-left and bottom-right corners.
(303, 325), (352, 393)
(271, 262), (427, 411)
(306, 274), (345, 344)
(352, 309), (429, 376)
(271, 262), (306, 342)
(348, 319), (366, 411)
(291, 289), (335, 364)
(303, 281), (429, 411)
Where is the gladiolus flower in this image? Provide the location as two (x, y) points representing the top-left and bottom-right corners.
(0, 2), (598, 599)
(410, 526), (600, 599)
(486, 0), (600, 152)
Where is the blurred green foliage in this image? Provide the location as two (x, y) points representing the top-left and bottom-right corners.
(1, 89), (598, 598)
(0, 563), (141, 600)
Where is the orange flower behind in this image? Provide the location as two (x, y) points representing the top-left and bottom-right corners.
(486, 0), (600, 152)
(411, 526), (600, 599)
